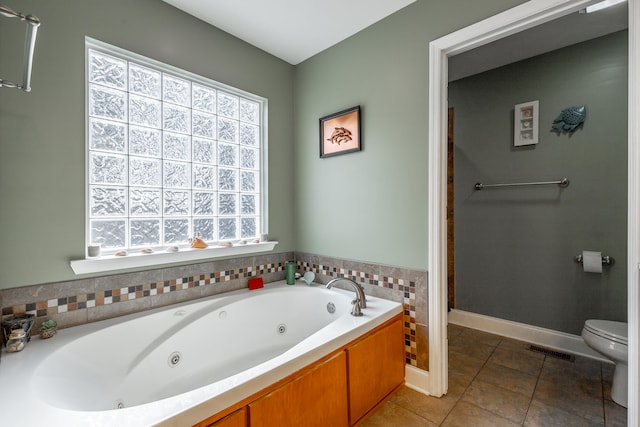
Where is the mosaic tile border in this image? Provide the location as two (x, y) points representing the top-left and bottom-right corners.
(1, 263), (284, 319)
(296, 259), (418, 367)
(1, 253), (423, 369)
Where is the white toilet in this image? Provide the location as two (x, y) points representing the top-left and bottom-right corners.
(581, 319), (628, 408)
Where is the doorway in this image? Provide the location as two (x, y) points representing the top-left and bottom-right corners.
(427, 2), (639, 426)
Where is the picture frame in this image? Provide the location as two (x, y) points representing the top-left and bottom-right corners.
(514, 100), (539, 146)
(319, 105), (361, 158)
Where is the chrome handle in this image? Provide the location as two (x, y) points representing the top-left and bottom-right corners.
(351, 300), (363, 317)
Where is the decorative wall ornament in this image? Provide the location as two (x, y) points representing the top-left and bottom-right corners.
(552, 105), (586, 133)
(319, 105), (361, 158)
(514, 100), (539, 146)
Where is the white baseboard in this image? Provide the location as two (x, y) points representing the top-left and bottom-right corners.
(404, 309), (612, 397)
(448, 309), (612, 363)
(405, 364), (431, 395)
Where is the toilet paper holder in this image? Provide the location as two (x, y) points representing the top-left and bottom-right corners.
(574, 254), (615, 266)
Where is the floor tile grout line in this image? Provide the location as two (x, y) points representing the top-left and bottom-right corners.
(520, 354), (547, 426)
(412, 326), (618, 427)
(437, 352), (485, 425)
(447, 400), (523, 426)
(482, 336), (535, 426)
(439, 335), (503, 426)
(437, 385), (464, 425)
(386, 400), (435, 425)
(526, 352), (610, 426)
(388, 393), (443, 425)
(600, 362), (608, 426)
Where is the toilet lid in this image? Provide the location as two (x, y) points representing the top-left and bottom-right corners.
(584, 319), (627, 345)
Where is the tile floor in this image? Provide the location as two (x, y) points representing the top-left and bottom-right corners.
(363, 324), (627, 426)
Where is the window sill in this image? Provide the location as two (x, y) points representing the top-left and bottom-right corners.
(70, 241), (278, 275)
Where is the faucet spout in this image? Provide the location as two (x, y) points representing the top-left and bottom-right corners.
(325, 278), (367, 311)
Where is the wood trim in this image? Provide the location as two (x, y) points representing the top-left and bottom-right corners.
(447, 107), (455, 310)
(628, 0), (640, 421)
(427, 39), (449, 398)
(193, 314), (404, 427)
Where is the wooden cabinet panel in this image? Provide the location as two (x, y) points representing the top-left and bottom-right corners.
(206, 407), (246, 427)
(249, 352), (348, 427)
(347, 318), (404, 424)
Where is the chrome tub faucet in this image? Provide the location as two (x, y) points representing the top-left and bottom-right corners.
(325, 277), (367, 316)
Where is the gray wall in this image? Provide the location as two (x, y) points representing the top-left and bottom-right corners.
(449, 31), (628, 334)
(293, 0), (526, 271)
(0, 0), (295, 288)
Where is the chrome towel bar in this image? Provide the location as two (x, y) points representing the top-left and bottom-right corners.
(0, 4), (41, 92)
(474, 178), (569, 191)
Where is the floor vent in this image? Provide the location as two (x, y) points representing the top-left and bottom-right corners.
(528, 344), (575, 362)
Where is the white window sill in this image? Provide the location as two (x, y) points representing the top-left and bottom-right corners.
(70, 241), (278, 275)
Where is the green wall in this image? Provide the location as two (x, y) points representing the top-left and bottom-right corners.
(449, 31), (628, 334)
(293, 0), (526, 270)
(9, 0), (607, 290)
(0, 0), (295, 288)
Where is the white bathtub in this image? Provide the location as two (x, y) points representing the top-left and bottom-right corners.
(0, 281), (402, 426)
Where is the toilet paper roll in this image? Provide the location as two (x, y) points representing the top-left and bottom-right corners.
(582, 250), (603, 274)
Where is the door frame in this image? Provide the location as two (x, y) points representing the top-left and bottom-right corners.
(427, 1), (638, 424)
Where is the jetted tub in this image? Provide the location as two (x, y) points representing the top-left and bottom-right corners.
(0, 281), (402, 426)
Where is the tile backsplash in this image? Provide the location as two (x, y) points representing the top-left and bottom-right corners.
(1, 252), (291, 333)
(1, 251), (427, 370)
(294, 252), (428, 369)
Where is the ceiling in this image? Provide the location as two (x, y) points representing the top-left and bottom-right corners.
(160, 1), (627, 73)
(449, 2), (628, 81)
(161, 0), (416, 65)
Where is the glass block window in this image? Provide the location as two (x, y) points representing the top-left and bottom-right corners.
(86, 40), (265, 252)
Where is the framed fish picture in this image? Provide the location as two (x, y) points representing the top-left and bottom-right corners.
(320, 105), (361, 158)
